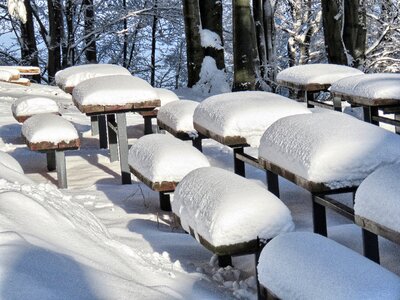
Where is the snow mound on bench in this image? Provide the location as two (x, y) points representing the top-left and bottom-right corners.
(277, 63), (363, 86)
(128, 134), (209, 183)
(193, 91), (311, 147)
(258, 232), (400, 300)
(155, 88), (180, 106)
(157, 100), (198, 136)
(259, 111), (400, 188)
(355, 164), (400, 232)
(73, 75), (159, 106)
(173, 167), (294, 247)
(330, 73), (400, 100)
(55, 64), (131, 91)
(11, 96), (59, 117)
(0, 67), (19, 79)
(22, 114), (78, 144)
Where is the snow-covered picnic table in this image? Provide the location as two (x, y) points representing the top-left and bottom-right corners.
(258, 111), (400, 238)
(330, 73), (400, 130)
(277, 63), (363, 110)
(193, 91), (310, 176)
(72, 75), (160, 184)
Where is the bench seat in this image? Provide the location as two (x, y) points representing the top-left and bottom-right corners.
(11, 96), (59, 123)
(258, 232), (400, 300)
(0, 67), (20, 80)
(128, 134), (209, 210)
(173, 167), (294, 265)
(21, 114), (80, 188)
(157, 100), (199, 140)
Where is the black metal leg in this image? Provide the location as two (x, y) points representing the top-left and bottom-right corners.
(192, 137), (202, 152)
(159, 192), (171, 212)
(266, 170), (279, 198)
(364, 106), (379, 126)
(233, 147), (245, 177)
(395, 114), (400, 134)
(362, 229), (380, 263)
(46, 151), (56, 171)
(107, 114), (119, 162)
(144, 116), (153, 135)
(217, 255), (232, 267)
(98, 115), (108, 149)
(333, 96), (342, 112)
(306, 91), (314, 108)
(312, 195), (327, 236)
(116, 113), (131, 184)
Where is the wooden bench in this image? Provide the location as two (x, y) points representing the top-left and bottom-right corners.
(21, 114), (80, 188)
(172, 167), (294, 269)
(277, 63), (363, 110)
(11, 96), (59, 123)
(72, 75), (160, 185)
(255, 111), (400, 261)
(138, 88), (180, 135)
(330, 73), (400, 132)
(55, 64), (132, 149)
(258, 232), (400, 299)
(128, 134), (210, 211)
(157, 100), (202, 151)
(193, 91), (311, 176)
(354, 165), (400, 263)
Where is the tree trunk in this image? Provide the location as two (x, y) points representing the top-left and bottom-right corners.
(199, 0), (225, 70)
(343, 0), (366, 67)
(64, 0), (75, 67)
(182, 0), (204, 87)
(253, 0), (267, 78)
(150, 0), (158, 86)
(20, 0), (40, 82)
(83, 0), (97, 63)
(321, 0), (347, 65)
(232, 0), (259, 91)
(47, 0), (63, 83)
(123, 0), (128, 67)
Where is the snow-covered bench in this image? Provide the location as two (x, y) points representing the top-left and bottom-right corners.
(258, 111), (400, 237)
(258, 232), (400, 300)
(21, 114), (80, 189)
(55, 64), (132, 148)
(128, 134), (209, 211)
(138, 88), (180, 135)
(11, 96), (59, 123)
(354, 165), (400, 263)
(157, 100), (202, 150)
(173, 167), (294, 267)
(330, 73), (400, 131)
(277, 63), (363, 110)
(0, 65), (40, 76)
(193, 91), (311, 176)
(73, 75), (160, 184)
(0, 67), (20, 81)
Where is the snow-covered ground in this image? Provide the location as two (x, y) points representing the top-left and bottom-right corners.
(0, 81), (399, 299)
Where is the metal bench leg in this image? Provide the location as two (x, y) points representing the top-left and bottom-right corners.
(217, 255), (232, 267)
(90, 116), (99, 136)
(46, 151), (56, 171)
(233, 147), (245, 177)
(266, 170), (279, 197)
(362, 229), (380, 263)
(98, 115), (108, 149)
(143, 116), (153, 135)
(306, 91), (314, 108)
(159, 192), (171, 212)
(116, 112), (131, 184)
(333, 96), (342, 112)
(107, 114), (119, 162)
(395, 114), (400, 134)
(192, 137), (202, 152)
(55, 150), (67, 189)
(363, 106), (379, 126)
(312, 194), (327, 236)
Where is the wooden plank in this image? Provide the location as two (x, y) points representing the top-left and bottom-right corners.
(332, 91), (400, 107)
(157, 119), (195, 140)
(277, 79), (330, 92)
(10, 78), (31, 86)
(129, 165), (177, 192)
(258, 157), (357, 194)
(138, 110), (158, 117)
(72, 97), (160, 115)
(23, 136), (80, 151)
(193, 122), (249, 147)
(355, 215), (400, 245)
(13, 112), (61, 123)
